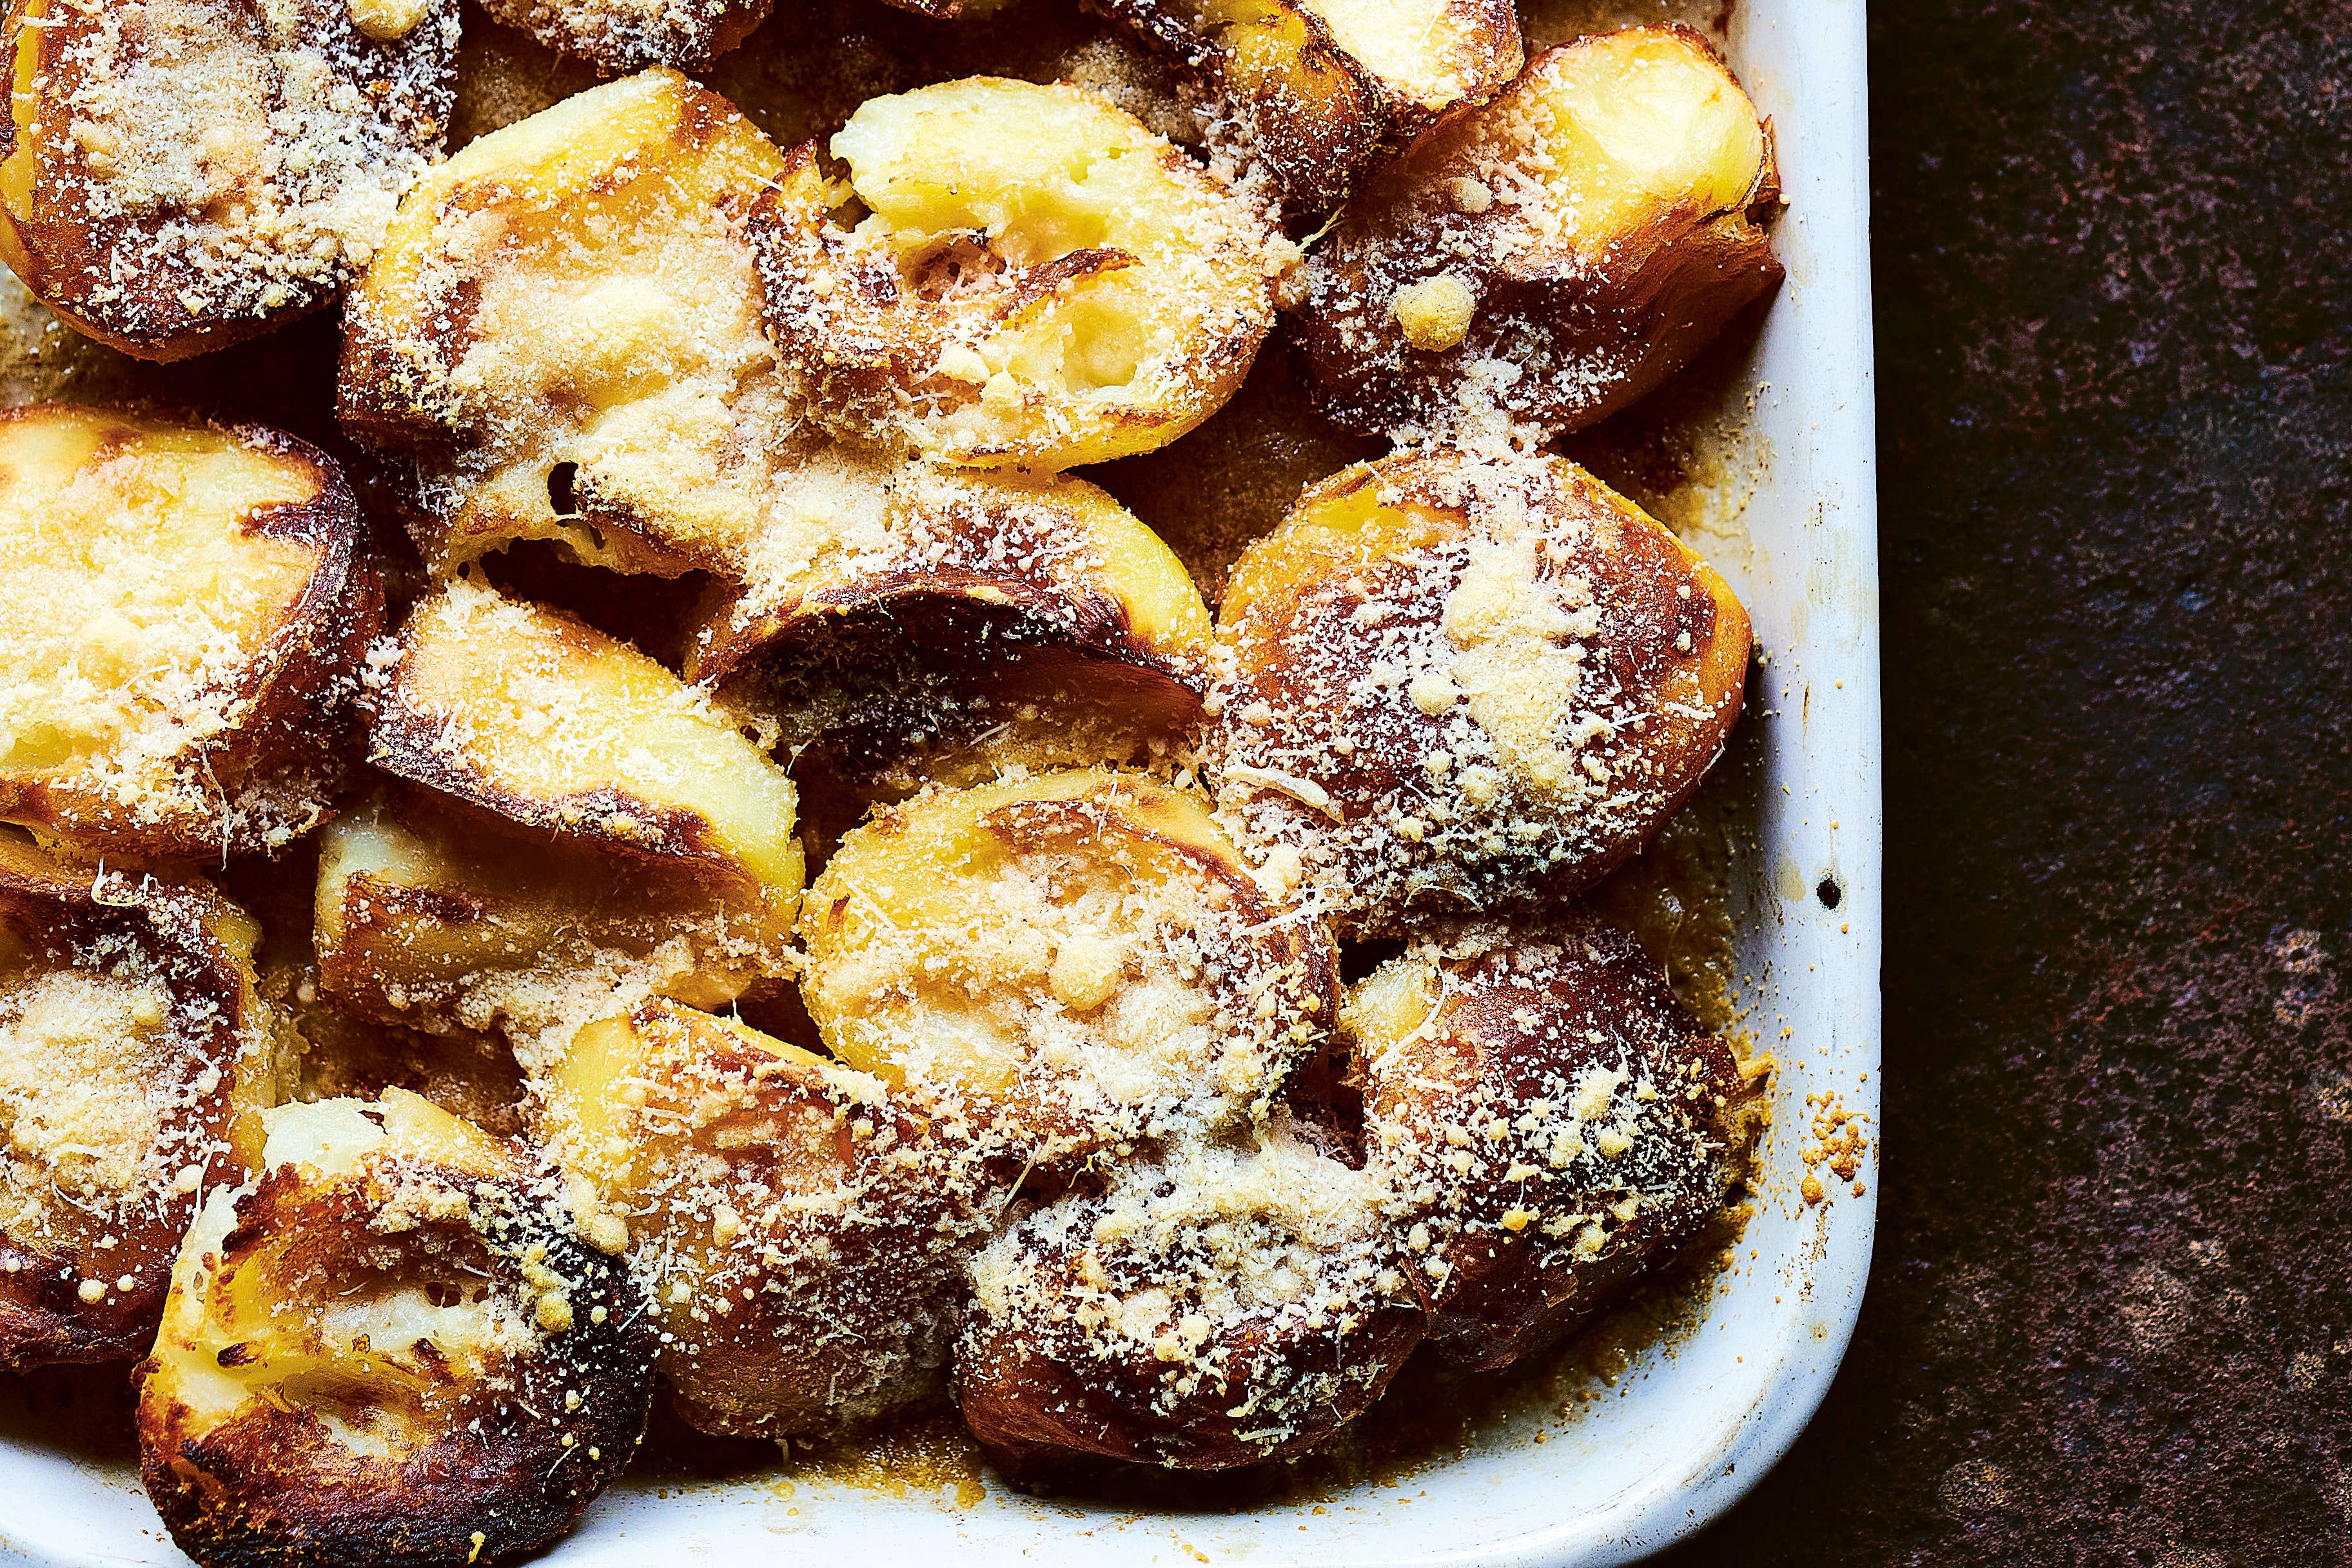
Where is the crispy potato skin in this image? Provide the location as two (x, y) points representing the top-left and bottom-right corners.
(0, 406), (380, 860)
(135, 1094), (656, 1568)
(1294, 26), (1779, 440)
(0, 0), (455, 361)
(751, 77), (1279, 470)
(957, 1125), (1421, 1469)
(1208, 448), (1749, 936)
(1352, 911), (1763, 1369)
(0, 835), (270, 1368)
(474, 0), (770, 73)
(547, 1000), (988, 1438)
(1095, 0), (1520, 211)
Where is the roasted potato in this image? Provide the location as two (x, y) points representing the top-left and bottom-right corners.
(0, 832), (272, 1367)
(1294, 25), (1779, 441)
(1349, 910), (1765, 1369)
(0, 0), (456, 362)
(135, 1090), (655, 1568)
(339, 68), (812, 580)
(1207, 448), (1749, 936)
(0, 404), (379, 858)
(372, 575), (804, 897)
(315, 791), (799, 1072)
(545, 999), (990, 1438)
(957, 1119), (1421, 1470)
(473, 0), (768, 74)
(1097, 0), (1520, 211)
(752, 76), (1284, 469)
(799, 770), (1336, 1164)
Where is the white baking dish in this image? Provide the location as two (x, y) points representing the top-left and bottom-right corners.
(0, 0), (1876, 1558)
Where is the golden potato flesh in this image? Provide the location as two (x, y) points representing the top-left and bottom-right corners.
(1099, 0), (1520, 211)
(373, 576), (803, 896)
(135, 1090), (655, 1568)
(1295, 25), (1779, 442)
(0, 404), (378, 858)
(1350, 911), (1765, 1369)
(1208, 449), (1749, 936)
(957, 1120), (1421, 1471)
(474, 0), (768, 74)
(315, 792), (798, 1072)
(546, 999), (990, 1438)
(753, 76), (1284, 470)
(0, 0), (455, 362)
(340, 68), (812, 579)
(0, 832), (271, 1368)
(800, 770), (1336, 1164)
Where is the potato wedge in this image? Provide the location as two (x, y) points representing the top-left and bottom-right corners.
(1295, 25), (1779, 441)
(0, 0), (455, 362)
(545, 999), (989, 1438)
(800, 770), (1335, 1164)
(0, 404), (378, 858)
(1208, 449), (1749, 936)
(1098, 0), (1520, 211)
(1349, 911), (1764, 1369)
(474, 0), (769, 74)
(340, 68), (815, 580)
(752, 76), (1283, 469)
(957, 1120), (1420, 1470)
(135, 1090), (654, 1568)
(0, 832), (271, 1368)
(372, 576), (803, 896)
(315, 792), (798, 1072)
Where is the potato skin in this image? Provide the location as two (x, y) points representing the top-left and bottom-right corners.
(0, 0), (455, 362)
(0, 836), (270, 1368)
(957, 1124), (1420, 1470)
(0, 405), (380, 859)
(1294, 26), (1779, 441)
(1208, 448), (1749, 936)
(1352, 911), (1764, 1369)
(135, 1095), (656, 1568)
(474, 0), (770, 73)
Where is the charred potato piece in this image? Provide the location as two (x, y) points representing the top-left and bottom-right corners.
(315, 792), (798, 1072)
(0, 0), (455, 362)
(135, 1090), (655, 1568)
(547, 999), (989, 1438)
(1098, 0), (1520, 211)
(1351, 911), (1764, 1369)
(0, 404), (378, 858)
(340, 68), (810, 579)
(1295, 25), (1779, 441)
(957, 1121), (1420, 1470)
(1208, 449), (1749, 936)
(373, 576), (803, 896)
(475, 0), (768, 73)
(800, 770), (1336, 1164)
(753, 76), (1283, 469)
(0, 833), (272, 1367)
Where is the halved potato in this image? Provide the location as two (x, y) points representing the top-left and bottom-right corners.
(752, 76), (1284, 469)
(474, 0), (769, 73)
(373, 576), (803, 896)
(1099, 0), (1520, 211)
(339, 68), (810, 580)
(0, 404), (379, 858)
(957, 1119), (1420, 1470)
(799, 770), (1335, 1164)
(0, 832), (271, 1369)
(315, 792), (799, 1072)
(545, 999), (990, 1438)
(135, 1090), (655, 1568)
(0, 0), (456, 362)
(1208, 449), (1749, 936)
(1349, 911), (1765, 1369)
(1295, 26), (1779, 440)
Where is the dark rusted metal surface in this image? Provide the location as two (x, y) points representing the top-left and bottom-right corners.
(1665, 0), (2352, 1560)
